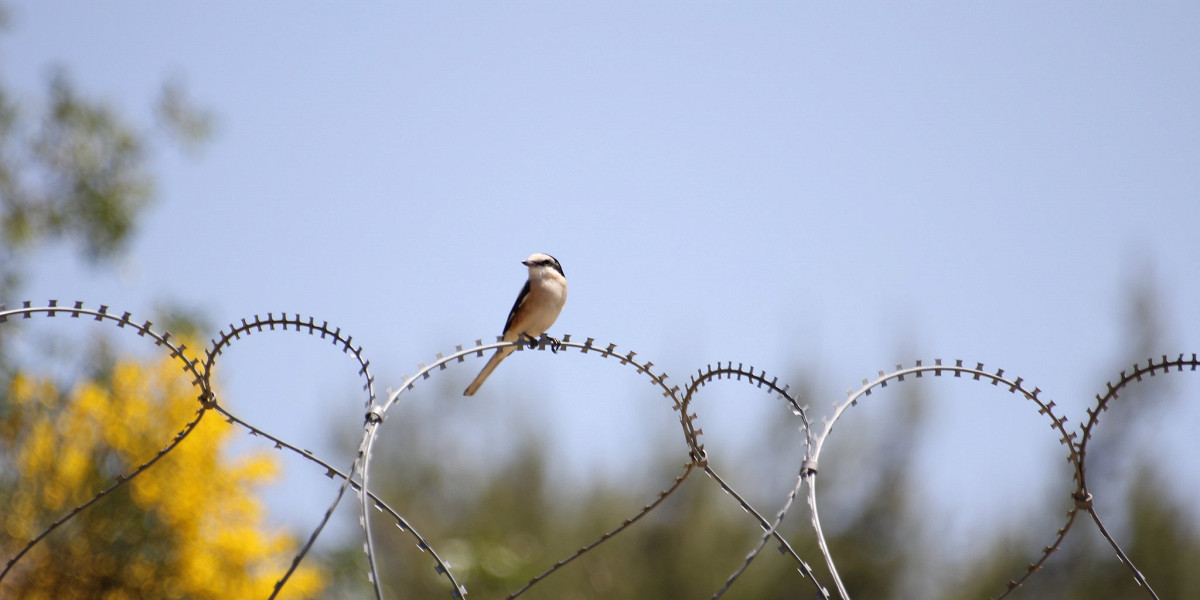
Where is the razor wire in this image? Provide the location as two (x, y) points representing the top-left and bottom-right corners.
(1, 300), (1195, 600)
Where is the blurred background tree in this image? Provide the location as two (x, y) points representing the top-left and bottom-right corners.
(0, 9), (324, 598)
(323, 272), (1198, 600)
(1, 355), (324, 599)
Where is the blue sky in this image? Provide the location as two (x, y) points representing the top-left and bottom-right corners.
(6, 1), (1199, 569)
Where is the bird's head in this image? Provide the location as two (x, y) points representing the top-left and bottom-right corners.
(522, 253), (564, 277)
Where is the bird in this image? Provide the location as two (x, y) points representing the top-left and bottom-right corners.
(463, 252), (568, 396)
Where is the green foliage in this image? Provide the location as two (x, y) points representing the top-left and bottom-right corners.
(0, 48), (210, 299)
(352, 381), (907, 599)
(5, 70), (151, 260)
(344, 288), (1198, 599)
(155, 78), (215, 156)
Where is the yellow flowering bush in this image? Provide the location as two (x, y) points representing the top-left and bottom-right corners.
(1, 351), (324, 599)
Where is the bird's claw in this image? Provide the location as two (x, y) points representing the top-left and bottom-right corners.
(519, 333), (562, 353)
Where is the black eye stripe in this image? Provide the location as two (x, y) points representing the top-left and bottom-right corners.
(528, 254), (564, 276)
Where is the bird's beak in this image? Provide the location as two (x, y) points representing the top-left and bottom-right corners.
(521, 260), (532, 266)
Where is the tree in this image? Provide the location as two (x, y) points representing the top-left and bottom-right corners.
(0, 15), (323, 598)
(1, 352), (325, 599)
(336, 275), (1197, 599)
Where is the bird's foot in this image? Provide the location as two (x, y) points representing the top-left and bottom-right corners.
(518, 332), (539, 349)
(540, 333), (562, 354)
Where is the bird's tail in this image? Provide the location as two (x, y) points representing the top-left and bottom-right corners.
(463, 346), (516, 396)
